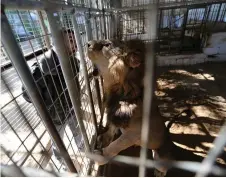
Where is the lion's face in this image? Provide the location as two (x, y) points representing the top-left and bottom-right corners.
(87, 40), (128, 90)
(87, 40), (123, 62)
(87, 39), (145, 94)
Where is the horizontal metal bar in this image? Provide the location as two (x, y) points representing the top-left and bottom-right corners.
(86, 153), (226, 176)
(2, 0), (102, 12)
(3, 0), (224, 12)
(105, 0), (226, 11)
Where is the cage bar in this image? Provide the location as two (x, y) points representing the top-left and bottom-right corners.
(45, 9), (91, 153)
(1, 0), (226, 177)
(139, 3), (158, 177)
(72, 10), (98, 136)
(37, 11), (51, 49)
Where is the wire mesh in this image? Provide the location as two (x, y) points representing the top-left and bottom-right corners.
(1, 7), (104, 176)
(0, 65), (62, 172)
(119, 2), (226, 54)
(1, 0), (226, 177)
(4, 10), (46, 57)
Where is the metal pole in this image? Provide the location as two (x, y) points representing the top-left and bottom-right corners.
(214, 3), (222, 26)
(45, 9), (91, 152)
(93, 16), (99, 40)
(84, 12), (92, 42)
(84, 12), (103, 118)
(104, 0), (225, 11)
(110, 0), (121, 39)
(0, 7), (77, 173)
(180, 8), (189, 52)
(101, 0), (107, 39)
(71, 11), (98, 135)
(139, 3), (158, 177)
(37, 11), (51, 49)
(2, 0), (102, 12)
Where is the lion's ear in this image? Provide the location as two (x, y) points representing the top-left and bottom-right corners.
(127, 52), (141, 68)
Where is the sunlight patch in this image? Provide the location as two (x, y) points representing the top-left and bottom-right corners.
(169, 69), (215, 81)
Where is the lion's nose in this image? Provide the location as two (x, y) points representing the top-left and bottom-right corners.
(87, 42), (91, 48)
(87, 41), (95, 49)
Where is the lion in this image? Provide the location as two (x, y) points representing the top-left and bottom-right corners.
(87, 39), (174, 176)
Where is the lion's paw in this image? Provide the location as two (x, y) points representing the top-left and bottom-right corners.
(93, 149), (109, 165)
(154, 169), (167, 177)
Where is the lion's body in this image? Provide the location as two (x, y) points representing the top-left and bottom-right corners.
(87, 39), (173, 176)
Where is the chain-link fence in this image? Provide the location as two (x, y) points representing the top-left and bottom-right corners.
(1, 0), (226, 177)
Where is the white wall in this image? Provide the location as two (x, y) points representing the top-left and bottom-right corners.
(157, 32), (226, 67)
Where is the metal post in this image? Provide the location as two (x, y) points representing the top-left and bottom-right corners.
(71, 11), (98, 134)
(180, 8), (189, 52)
(220, 4), (226, 21)
(84, 12), (92, 42)
(2, 0), (102, 12)
(1, 7), (77, 173)
(110, 0), (121, 39)
(45, 9), (91, 152)
(157, 9), (162, 53)
(214, 3), (222, 26)
(200, 6), (211, 48)
(84, 11), (102, 124)
(37, 11), (51, 49)
(94, 16), (99, 40)
(139, 4), (158, 177)
(101, 0), (107, 39)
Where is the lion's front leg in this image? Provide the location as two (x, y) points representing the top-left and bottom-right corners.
(95, 130), (140, 165)
(97, 123), (118, 148)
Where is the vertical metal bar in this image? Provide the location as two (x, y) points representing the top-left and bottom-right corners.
(219, 4), (226, 21)
(110, 0), (121, 39)
(109, 13), (115, 38)
(84, 12), (92, 42)
(201, 6), (211, 48)
(45, 9), (91, 152)
(1, 7), (77, 173)
(158, 9), (162, 54)
(139, 3), (158, 177)
(71, 10), (98, 135)
(214, 3), (222, 25)
(98, 16), (103, 39)
(94, 16), (99, 40)
(84, 11), (102, 127)
(101, 0), (107, 39)
(37, 10), (51, 49)
(180, 8), (188, 52)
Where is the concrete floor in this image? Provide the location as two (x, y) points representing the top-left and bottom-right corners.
(97, 62), (226, 177)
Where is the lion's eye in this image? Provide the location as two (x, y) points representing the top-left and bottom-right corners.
(104, 43), (111, 47)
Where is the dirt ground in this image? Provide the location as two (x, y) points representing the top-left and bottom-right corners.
(98, 62), (226, 177)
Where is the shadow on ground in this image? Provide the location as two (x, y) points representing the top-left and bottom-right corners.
(97, 62), (226, 177)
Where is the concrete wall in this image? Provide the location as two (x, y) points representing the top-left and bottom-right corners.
(156, 32), (226, 66)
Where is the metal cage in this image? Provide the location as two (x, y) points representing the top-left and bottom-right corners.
(1, 0), (226, 177)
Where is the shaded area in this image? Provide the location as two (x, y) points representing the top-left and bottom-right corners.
(98, 62), (226, 177)
(97, 144), (217, 177)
